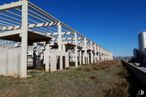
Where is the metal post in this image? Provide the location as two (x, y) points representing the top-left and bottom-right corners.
(20, 1), (28, 78)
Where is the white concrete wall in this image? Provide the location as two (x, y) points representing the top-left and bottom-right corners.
(44, 49), (69, 72)
(0, 48), (7, 75)
(0, 47), (21, 77)
(50, 54), (57, 71)
(65, 53), (69, 68)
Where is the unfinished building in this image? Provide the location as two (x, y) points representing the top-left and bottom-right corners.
(0, 0), (113, 78)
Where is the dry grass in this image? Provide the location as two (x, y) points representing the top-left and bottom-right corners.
(0, 60), (129, 97)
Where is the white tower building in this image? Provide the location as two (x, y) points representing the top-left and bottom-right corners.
(138, 32), (146, 53)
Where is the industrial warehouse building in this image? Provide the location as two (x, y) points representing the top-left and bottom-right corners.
(0, 0), (113, 78)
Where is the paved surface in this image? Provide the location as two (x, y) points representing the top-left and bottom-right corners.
(123, 61), (146, 88)
(128, 62), (146, 73)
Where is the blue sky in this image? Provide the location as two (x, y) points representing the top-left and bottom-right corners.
(1, 0), (146, 56)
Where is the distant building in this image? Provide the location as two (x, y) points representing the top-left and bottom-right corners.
(132, 32), (146, 64)
(138, 32), (146, 54)
(133, 48), (139, 59)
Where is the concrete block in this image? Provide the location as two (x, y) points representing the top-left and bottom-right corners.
(0, 48), (7, 75)
(65, 53), (69, 68)
(50, 54), (57, 71)
(7, 48), (20, 77)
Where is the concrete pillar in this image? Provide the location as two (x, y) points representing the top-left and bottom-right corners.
(65, 53), (69, 68)
(79, 50), (82, 65)
(59, 51), (63, 71)
(98, 53), (100, 62)
(99, 47), (102, 62)
(93, 52), (95, 63)
(87, 54), (90, 64)
(97, 45), (99, 62)
(84, 37), (88, 64)
(103, 52), (105, 61)
(95, 52), (97, 63)
(93, 44), (95, 63)
(100, 53), (102, 62)
(57, 22), (63, 70)
(62, 44), (66, 52)
(44, 42), (50, 72)
(58, 22), (62, 51)
(74, 32), (78, 67)
(50, 54), (57, 71)
(101, 54), (103, 62)
(93, 44), (96, 63)
(83, 37), (87, 64)
(101, 53), (103, 62)
(60, 53), (63, 70)
(90, 41), (93, 64)
(20, 1), (28, 78)
(102, 53), (104, 61)
(83, 52), (85, 64)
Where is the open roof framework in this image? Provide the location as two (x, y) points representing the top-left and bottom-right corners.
(0, 0), (112, 57)
(0, 0), (113, 78)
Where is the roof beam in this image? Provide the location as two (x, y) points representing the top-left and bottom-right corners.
(0, 22), (59, 31)
(0, 29), (21, 37)
(0, 1), (24, 11)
